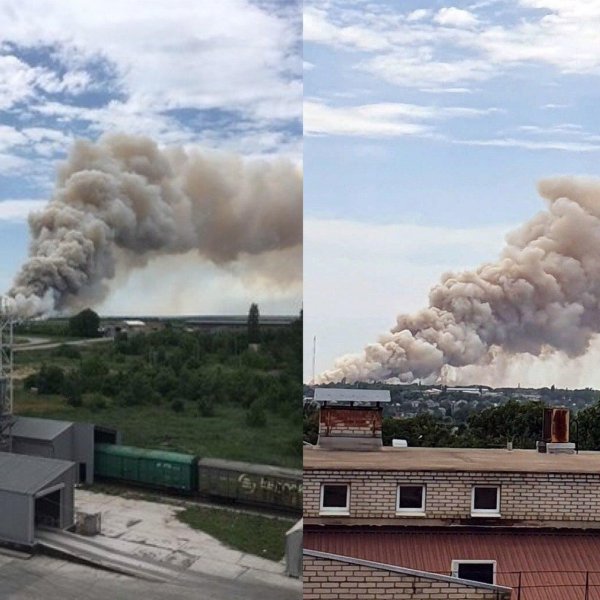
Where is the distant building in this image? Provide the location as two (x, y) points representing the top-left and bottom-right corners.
(185, 315), (296, 333)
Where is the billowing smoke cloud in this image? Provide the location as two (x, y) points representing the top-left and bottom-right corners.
(320, 177), (600, 384)
(8, 134), (302, 317)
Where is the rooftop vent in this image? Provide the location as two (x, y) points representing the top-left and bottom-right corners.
(315, 388), (387, 451)
(539, 407), (575, 454)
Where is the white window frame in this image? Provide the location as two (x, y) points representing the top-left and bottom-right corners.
(319, 483), (350, 516)
(451, 560), (497, 584)
(396, 484), (426, 516)
(471, 485), (500, 516)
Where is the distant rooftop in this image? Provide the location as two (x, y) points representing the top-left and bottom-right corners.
(11, 416), (72, 441)
(304, 446), (600, 474)
(0, 453), (74, 494)
(313, 388), (391, 405)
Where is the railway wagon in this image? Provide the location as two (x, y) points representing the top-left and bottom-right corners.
(95, 443), (198, 492)
(197, 458), (302, 511)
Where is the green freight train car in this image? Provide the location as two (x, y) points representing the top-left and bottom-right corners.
(95, 444), (198, 492)
(197, 458), (302, 511)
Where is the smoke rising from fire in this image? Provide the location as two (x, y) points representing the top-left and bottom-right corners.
(7, 134), (302, 317)
(320, 177), (600, 384)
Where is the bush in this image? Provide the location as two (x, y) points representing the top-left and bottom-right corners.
(89, 394), (108, 411)
(36, 364), (65, 394)
(66, 394), (83, 407)
(198, 395), (215, 417)
(246, 401), (267, 428)
(23, 373), (38, 390)
(52, 344), (82, 359)
(171, 399), (185, 413)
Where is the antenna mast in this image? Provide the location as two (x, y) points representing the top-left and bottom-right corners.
(312, 335), (317, 385)
(0, 297), (15, 452)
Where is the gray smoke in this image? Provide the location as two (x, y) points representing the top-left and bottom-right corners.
(320, 177), (600, 383)
(8, 134), (302, 317)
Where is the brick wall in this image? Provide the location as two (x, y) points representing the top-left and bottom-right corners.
(304, 469), (600, 523)
(304, 553), (511, 600)
(319, 408), (382, 438)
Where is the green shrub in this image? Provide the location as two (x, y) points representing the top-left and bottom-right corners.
(171, 399), (185, 413)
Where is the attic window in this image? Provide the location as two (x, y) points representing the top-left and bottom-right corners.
(320, 484), (349, 515)
(451, 560), (496, 585)
(471, 486), (500, 516)
(396, 485), (425, 515)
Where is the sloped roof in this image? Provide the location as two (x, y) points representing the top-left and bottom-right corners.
(11, 416), (72, 441)
(0, 452), (74, 495)
(313, 388), (391, 404)
(304, 548), (511, 595)
(305, 527), (600, 600)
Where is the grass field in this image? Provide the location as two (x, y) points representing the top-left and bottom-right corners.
(176, 505), (293, 561)
(15, 387), (301, 468)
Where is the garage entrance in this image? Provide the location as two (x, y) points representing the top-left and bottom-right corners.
(35, 489), (61, 528)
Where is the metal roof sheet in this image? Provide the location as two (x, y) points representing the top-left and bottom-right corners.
(304, 548), (511, 595)
(304, 446), (600, 474)
(305, 527), (600, 600)
(11, 416), (72, 441)
(95, 444), (196, 465)
(0, 452), (74, 495)
(313, 388), (391, 404)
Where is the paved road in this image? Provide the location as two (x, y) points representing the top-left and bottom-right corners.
(0, 553), (302, 600)
(13, 336), (113, 352)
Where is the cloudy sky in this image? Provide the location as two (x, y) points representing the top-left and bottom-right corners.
(0, 0), (302, 316)
(304, 0), (600, 381)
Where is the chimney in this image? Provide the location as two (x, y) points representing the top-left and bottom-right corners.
(538, 407), (574, 454)
(313, 388), (389, 451)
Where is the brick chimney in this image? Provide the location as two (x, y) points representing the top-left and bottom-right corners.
(313, 388), (390, 451)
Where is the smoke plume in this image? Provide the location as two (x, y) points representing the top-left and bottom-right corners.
(320, 177), (600, 384)
(8, 134), (302, 317)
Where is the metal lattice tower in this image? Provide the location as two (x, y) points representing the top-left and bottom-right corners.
(0, 297), (15, 452)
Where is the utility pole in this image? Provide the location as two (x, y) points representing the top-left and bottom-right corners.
(0, 296), (15, 452)
(312, 335), (317, 385)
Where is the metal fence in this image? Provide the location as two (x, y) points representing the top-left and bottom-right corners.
(455, 570), (600, 600)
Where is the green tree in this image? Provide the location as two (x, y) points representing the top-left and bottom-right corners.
(36, 364), (65, 394)
(69, 308), (100, 338)
(247, 303), (260, 344)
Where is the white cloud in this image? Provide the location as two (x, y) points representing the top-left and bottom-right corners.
(457, 137), (600, 152)
(0, 199), (46, 221)
(0, 0), (301, 139)
(305, 0), (600, 89)
(304, 100), (498, 137)
(406, 9), (432, 22)
(303, 7), (391, 51)
(434, 7), (479, 27)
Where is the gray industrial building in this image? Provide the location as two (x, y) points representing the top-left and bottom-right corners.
(0, 452), (76, 548)
(10, 417), (95, 484)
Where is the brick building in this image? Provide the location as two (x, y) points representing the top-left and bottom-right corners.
(304, 550), (511, 600)
(304, 389), (600, 599)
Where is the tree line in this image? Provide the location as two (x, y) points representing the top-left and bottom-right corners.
(24, 312), (302, 429)
(304, 398), (600, 450)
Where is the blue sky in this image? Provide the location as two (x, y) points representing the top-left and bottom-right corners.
(303, 0), (600, 381)
(0, 0), (301, 316)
